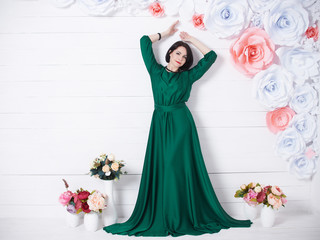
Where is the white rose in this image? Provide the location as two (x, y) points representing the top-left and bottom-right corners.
(275, 127), (306, 160)
(276, 47), (320, 85)
(264, 0), (309, 46)
(248, 0), (279, 13)
(288, 153), (318, 180)
(289, 84), (319, 114)
(204, 0), (251, 39)
(254, 186), (262, 193)
(253, 65), (294, 110)
(290, 113), (317, 143)
(107, 153), (115, 161)
(240, 184), (246, 190)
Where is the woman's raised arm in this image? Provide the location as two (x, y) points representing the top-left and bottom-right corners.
(148, 20), (179, 43)
(179, 31), (211, 55)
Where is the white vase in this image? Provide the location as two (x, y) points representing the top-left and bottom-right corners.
(66, 211), (81, 227)
(102, 180), (118, 226)
(84, 211), (100, 231)
(261, 205), (276, 227)
(243, 202), (259, 221)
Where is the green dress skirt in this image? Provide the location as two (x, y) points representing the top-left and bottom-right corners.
(103, 35), (252, 237)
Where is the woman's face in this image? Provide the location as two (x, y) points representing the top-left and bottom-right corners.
(169, 46), (187, 69)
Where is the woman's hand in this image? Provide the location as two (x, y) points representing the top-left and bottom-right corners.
(165, 20), (179, 36)
(179, 31), (193, 42)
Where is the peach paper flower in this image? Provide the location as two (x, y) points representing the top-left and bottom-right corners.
(149, 2), (164, 17)
(192, 14), (205, 30)
(230, 27), (275, 77)
(266, 107), (296, 134)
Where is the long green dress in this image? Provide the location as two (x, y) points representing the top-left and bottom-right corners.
(103, 35), (252, 237)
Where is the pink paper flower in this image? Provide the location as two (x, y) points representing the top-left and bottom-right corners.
(59, 191), (73, 206)
(192, 14), (205, 30)
(305, 25), (319, 41)
(266, 107), (296, 134)
(149, 2), (164, 17)
(230, 27), (275, 77)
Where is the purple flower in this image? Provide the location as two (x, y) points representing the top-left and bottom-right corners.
(66, 204), (76, 214)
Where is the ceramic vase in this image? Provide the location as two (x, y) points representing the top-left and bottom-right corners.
(261, 205), (276, 227)
(84, 211), (100, 231)
(102, 180), (118, 226)
(66, 211), (81, 227)
(243, 202), (259, 221)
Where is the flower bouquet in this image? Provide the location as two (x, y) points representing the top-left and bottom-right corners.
(234, 182), (265, 206)
(262, 185), (287, 210)
(89, 153), (126, 180)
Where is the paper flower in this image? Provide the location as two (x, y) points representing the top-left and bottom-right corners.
(276, 47), (320, 85)
(289, 84), (319, 114)
(230, 27), (275, 77)
(266, 107), (296, 134)
(149, 1), (165, 17)
(288, 153), (318, 180)
(192, 13), (205, 30)
(78, 0), (118, 16)
(290, 113), (317, 143)
(247, 0), (279, 13)
(264, 0), (309, 46)
(124, 0), (154, 15)
(305, 25), (319, 41)
(253, 65), (294, 110)
(204, 0), (250, 39)
(160, 0), (183, 16)
(275, 127), (306, 159)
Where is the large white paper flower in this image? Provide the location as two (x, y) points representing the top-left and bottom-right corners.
(264, 0), (309, 46)
(124, 0), (154, 15)
(248, 0), (279, 13)
(275, 127), (306, 159)
(253, 65), (294, 110)
(78, 0), (118, 16)
(204, 0), (250, 39)
(289, 84), (319, 114)
(276, 47), (320, 85)
(288, 153), (318, 180)
(290, 113), (317, 143)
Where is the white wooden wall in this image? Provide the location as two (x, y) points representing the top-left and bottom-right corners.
(0, 0), (319, 219)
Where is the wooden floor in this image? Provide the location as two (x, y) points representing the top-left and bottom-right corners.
(1, 211), (319, 240)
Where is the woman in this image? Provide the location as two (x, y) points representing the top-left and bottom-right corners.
(104, 20), (252, 237)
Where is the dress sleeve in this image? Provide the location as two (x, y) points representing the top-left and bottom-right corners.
(188, 50), (217, 85)
(140, 35), (162, 75)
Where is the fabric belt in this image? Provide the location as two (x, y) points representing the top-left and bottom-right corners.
(154, 102), (186, 112)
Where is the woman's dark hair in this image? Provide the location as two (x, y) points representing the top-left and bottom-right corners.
(165, 41), (193, 72)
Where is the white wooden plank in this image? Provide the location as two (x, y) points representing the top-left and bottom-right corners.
(0, 127), (288, 174)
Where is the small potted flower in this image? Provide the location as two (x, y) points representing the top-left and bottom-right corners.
(58, 179), (82, 227)
(89, 153), (127, 225)
(260, 185), (287, 227)
(234, 182), (265, 220)
(83, 190), (106, 232)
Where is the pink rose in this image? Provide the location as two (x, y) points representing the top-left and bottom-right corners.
(59, 191), (73, 206)
(230, 27), (275, 77)
(244, 189), (258, 206)
(87, 191), (106, 212)
(266, 107), (296, 134)
(82, 202), (91, 213)
(271, 186), (283, 196)
(192, 14), (205, 30)
(281, 197), (287, 205)
(149, 2), (164, 17)
(305, 25), (319, 41)
(257, 191), (266, 203)
(267, 194), (282, 209)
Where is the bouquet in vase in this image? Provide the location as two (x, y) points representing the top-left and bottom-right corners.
(234, 182), (265, 206)
(89, 153), (126, 180)
(262, 185), (287, 210)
